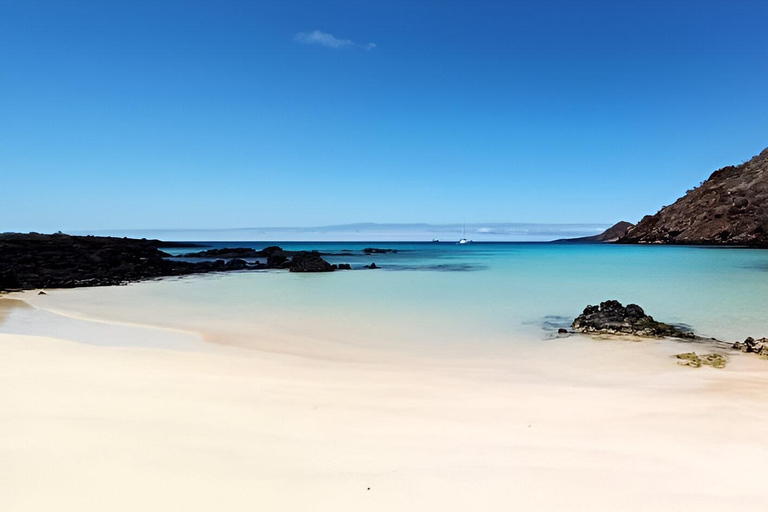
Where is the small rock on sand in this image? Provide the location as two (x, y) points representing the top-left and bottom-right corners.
(676, 352), (727, 369)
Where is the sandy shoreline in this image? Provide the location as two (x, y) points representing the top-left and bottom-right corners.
(3, 290), (768, 511)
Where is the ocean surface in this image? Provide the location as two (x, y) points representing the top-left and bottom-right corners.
(3, 242), (767, 353)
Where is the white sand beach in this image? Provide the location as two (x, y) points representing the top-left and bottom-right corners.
(3, 286), (768, 512)
(6, 0), (768, 509)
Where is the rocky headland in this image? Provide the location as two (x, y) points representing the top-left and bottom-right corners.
(0, 233), (206, 290)
(619, 146), (768, 246)
(0, 233), (349, 291)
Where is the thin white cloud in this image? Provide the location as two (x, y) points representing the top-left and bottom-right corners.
(294, 30), (376, 50)
(294, 30), (353, 48)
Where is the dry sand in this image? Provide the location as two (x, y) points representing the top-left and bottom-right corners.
(2, 293), (768, 511)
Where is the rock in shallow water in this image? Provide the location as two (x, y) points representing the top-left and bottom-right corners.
(266, 249), (288, 268)
(178, 247), (260, 259)
(289, 251), (334, 273)
(223, 258), (248, 270)
(572, 300), (694, 338)
(363, 248), (397, 254)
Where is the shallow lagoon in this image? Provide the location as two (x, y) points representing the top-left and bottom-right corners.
(7, 243), (767, 351)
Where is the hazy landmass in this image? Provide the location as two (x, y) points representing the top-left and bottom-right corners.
(76, 222), (611, 242)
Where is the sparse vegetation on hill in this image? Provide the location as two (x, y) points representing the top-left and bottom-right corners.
(620, 147), (768, 246)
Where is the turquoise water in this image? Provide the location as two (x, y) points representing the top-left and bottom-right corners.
(151, 242), (768, 345)
(4, 242), (768, 350)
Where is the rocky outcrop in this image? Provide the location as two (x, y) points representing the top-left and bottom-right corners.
(266, 251), (288, 268)
(0, 269), (20, 290)
(0, 232), (262, 291)
(223, 259), (248, 270)
(152, 243), (340, 273)
(179, 247), (260, 259)
(257, 246), (287, 268)
(572, 300), (694, 338)
(732, 337), (768, 358)
(619, 146), (768, 246)
(289, 251), (334, 273)
(179, 245), (294, 269)
(0, 234), (373, 290)
(552, 221), (634, 244)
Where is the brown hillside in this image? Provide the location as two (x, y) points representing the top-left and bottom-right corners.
(620, 147), (768, 246)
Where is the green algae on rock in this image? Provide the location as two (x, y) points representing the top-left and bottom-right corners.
(676, 352), (727, 369)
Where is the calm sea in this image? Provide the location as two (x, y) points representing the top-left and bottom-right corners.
(151, 242), (768, 345)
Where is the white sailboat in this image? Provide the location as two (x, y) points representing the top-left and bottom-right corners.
(457, 223), (471, 244)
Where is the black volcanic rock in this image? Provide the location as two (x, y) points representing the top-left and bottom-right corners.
(179, 247), (260, 259)
(155, 241), (207, 249)
(289, 251), (334, 273)
(620, 147), (768, 247)
(732, 337), (768, 358)
(259, 245), (285, 256)
(0, 233), (258, 291)
(552, 222), (634, 244)
(223, 258), (248, 270)
(259, 246), (288, 267)
(179, 245), (292, 267)
(0, 269), (20, 290)
(572, 300), (693, 338)
(266, 251), (288, 268)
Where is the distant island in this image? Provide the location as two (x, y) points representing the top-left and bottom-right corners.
(552, 221), (634, 243)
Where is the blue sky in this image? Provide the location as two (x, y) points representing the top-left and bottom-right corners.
(2, 0), (767, 234)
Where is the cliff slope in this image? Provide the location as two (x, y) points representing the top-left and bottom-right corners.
(621, 147), (768, 246)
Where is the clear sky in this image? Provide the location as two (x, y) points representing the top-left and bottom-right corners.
(2, 0), (767, 233)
